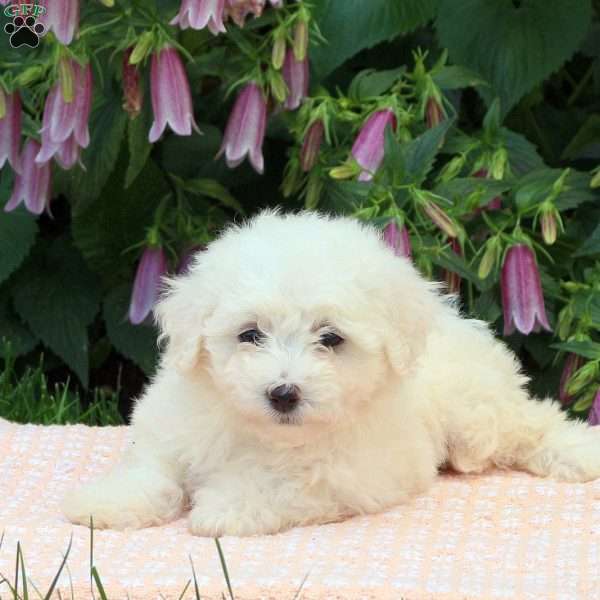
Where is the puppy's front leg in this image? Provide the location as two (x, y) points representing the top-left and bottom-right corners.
(62, 449), (185, 530)
(188, 466), (333, 537)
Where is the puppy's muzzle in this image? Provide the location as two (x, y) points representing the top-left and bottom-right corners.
(267, 384), (301, 414)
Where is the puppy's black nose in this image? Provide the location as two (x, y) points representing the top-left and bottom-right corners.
(268, 384), (300, 413)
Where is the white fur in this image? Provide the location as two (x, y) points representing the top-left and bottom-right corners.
(62, 210), (600, 536)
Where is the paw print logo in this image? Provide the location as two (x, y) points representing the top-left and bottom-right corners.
(4, 15), (46, 48)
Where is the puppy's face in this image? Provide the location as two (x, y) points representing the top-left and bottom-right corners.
(202, 301), (390, 430)
(156, 212), (436, 436)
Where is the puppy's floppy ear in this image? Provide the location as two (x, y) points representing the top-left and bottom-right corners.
(154, 269), (213, 373)
(380, 258), (442, 376)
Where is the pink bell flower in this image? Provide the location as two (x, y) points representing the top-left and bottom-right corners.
(217, 82), (267, 174)
(588, 389), (600, 426)
(383, 221), (412, 260)
(38, 0), (79, 45)
(351, 109), (396, 182)
(5, 140), (52, 215)
(501, 244), (551, 336)
(300, 119), (323, 172)
(36, 60), (92, 167)
(171, 0), (226, 34)
(129, 247), (169, 325)
(282, 48), (309, 110)
(149, 46), (200, 143)
(0, 89), (22, 173)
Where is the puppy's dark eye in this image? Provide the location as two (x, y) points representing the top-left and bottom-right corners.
(238, 329), (264, 345)
(319, 332), (344, 348)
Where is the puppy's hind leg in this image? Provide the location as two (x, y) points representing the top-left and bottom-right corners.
(446, 387), (600, 483)
(62, 449), (185, 530)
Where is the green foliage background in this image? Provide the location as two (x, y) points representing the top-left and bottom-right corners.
(0, 0), (599, 418)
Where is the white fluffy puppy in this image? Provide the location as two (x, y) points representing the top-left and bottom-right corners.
(63, 210), (600, 536)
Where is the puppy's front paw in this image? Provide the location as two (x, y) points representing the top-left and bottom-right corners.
(62, 467), (184, 529)
(188, 493), (284, 537)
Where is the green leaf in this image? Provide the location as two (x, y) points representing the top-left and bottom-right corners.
(158, 124), (224, 180)
(311, 0), (439, 80)
(552, 340), (600, 361)
(574, 223), (600, 257)
(404, 118), (454, 185)
(437, 0), (593, 113)
(514, 168), (595, 212)
(125, 102), (154, 188)
(434, 177), (510, 207)
(561, 115), (600, 161)
(72, 156), (168, 284)
(0, 170), (38, 285)
(502, 128), (544, 176)
(429, 247), (486, 291)
(0, 295), (37, 357)
(55, 92), (128, 214)
(348, 68), (406, 101)
(320, 179), (372, 214)
(12, 238), (101, 386)
(103, 284), (158, 375)
(473, 289), (502, 323)
(181, 178), (244, 214)
(432, 65), (489, 90)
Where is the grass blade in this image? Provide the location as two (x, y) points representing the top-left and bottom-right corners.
(27, 578), (44, 600)
(91, 567), (108, 600)
(292, 571), (310, 600)
(176, 579), (191, 600)
(14, 541), (20, 600)
(65, 562), (74, 600)
(214, 538), (234, 600)
(188, 555), (201, 600)
(43, 534), (72, 600)
(17, 543), (29, 600)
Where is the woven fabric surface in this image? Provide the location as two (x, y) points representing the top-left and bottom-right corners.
(1, 416), (600, 599)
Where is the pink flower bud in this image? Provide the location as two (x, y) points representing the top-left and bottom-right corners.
(0, 89), (22, 173)
(588, 389), (600, 426)
(217, 82), (267, 174)
(129, 247), (168, 325)
(559, 353), (586, 405)
(225, 0), (265, 26)
(149, 46), (200, 143)
(282, 48), (309, 110)
(425, 96), (444, 129)
(445, 238), (462, 295)
(351, 109), (396, 182)
(501, 244), (551, 336)
(171, 0), (226, 34)
(122, 48), (143, 119)
(383, 221), (412, 260)
(300, 119), (323, 172)
(5, 140), (52, 215)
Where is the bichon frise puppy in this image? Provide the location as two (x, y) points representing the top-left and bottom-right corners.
(63, 210), (600, 536)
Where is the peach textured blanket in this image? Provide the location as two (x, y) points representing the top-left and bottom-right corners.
(1, 417), (600, 600)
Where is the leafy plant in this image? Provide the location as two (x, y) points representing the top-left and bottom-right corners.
(0, 0), (598, 420)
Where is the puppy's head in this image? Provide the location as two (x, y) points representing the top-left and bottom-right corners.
(155, 210), (439, 435)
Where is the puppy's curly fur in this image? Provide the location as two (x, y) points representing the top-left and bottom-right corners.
(63, 211), (600, 536)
